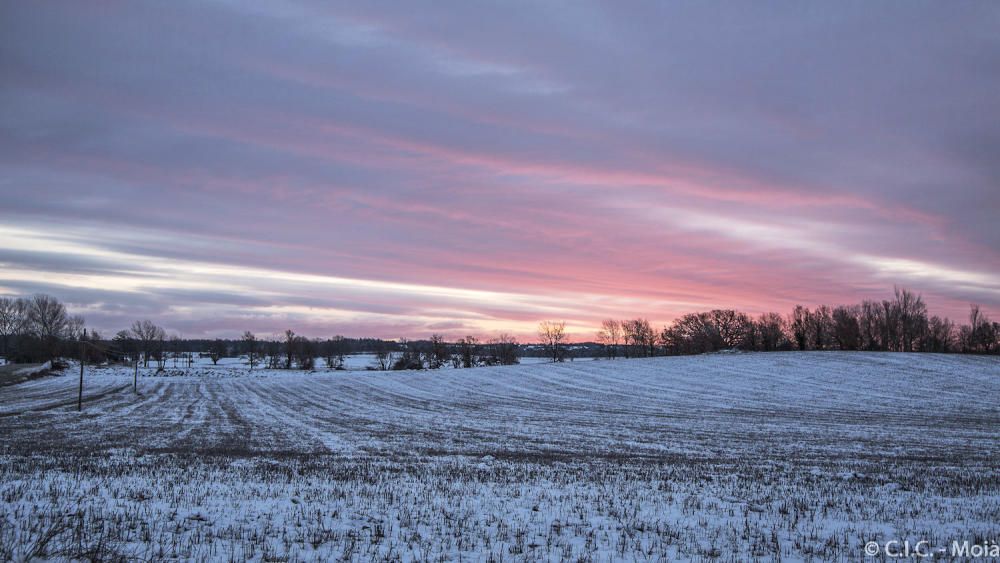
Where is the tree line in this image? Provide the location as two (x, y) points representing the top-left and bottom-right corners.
(0, 294), (523, 370)
(0, 294), (88, 364)
(587, 287), (999, 359)
(188, 331), (521, 371)
(1, 286), (997, 369)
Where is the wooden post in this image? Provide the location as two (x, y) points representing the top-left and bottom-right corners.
(134, 359), (138, 394)
(78, 343), (84, 411)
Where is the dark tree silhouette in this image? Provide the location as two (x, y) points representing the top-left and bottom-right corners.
(538, 320), (566, 362)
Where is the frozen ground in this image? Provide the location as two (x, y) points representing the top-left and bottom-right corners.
(198, 353), (550, 371)
(0, 353), (998, 561)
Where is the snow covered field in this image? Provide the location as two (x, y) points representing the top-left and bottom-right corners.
(198, 353), (551, 371)
(1, 353), (998, 561)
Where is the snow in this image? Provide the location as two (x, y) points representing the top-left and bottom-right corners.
(12, 360), (50, 377)
(0, 352), (997, 561)
(191, 352), (551, 371)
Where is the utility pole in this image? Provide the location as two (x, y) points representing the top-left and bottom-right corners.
(78, 341), (84, 411)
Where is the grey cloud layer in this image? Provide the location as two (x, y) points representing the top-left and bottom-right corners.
(1, 1), (998, 336)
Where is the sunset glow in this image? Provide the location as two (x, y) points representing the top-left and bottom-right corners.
(1, 2), (998, 339)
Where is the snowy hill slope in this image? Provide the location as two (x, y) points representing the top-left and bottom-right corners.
(0, 352), (997, 561)
(2, 352), (996, 459)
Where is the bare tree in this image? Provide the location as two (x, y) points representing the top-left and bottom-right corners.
(538, 320), (567, 362)
(0, 297), (27, 362)
(325, 335), (346, 370)
(154, 330), (167, 371)
(485, 333), (519, 365)
(832, 305), (861, 350)
(788, 306), (810, 350)
(426, 334), (449, 369)
(710, 310), (752, 349)
(924, 315), (956, 353)
(456, 335), (481, 368)
(810, 305), (835, 350)
(754, 312), (788, 351)
(241, 331), (258, 369)
(881, 299), (901, 351)
(858, 300), (885, 351)
(292, 336), (316, 370)
(65, 314), (86, 362)
(622, 319), (636, 357)
(393, 339), (424, 370)
(332, 335), (347, 367)
(596, 319), (622, 359)
(0, 298), (24, 361)
(28, 294), (70, 362)
(130, 320), (165, 368)
(663, 313), (716, 354)
(210, 339), (227, 365)
(621, 319), (656, 357)
(969, 305), (984, 336)
(284, 329), (296, 369)
(894, 286), (927, 352)
(640, 319), (657, 356)
(965, 304), (997, 353)
(169, 335), (182, 368)
(113, 330), (138, 365)
(372, 340), (394, 371)
(66, 315), (86, 340)
(265, 337), (283, 369)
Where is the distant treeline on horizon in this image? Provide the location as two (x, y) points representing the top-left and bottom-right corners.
(0, 286), (998, 369)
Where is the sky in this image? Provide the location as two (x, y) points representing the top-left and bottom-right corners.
(1, 1), (999, 340)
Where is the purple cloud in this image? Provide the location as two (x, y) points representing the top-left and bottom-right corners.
(1, 1), (998, 339)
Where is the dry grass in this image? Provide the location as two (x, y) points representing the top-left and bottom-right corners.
(1, 352), (997, 561)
